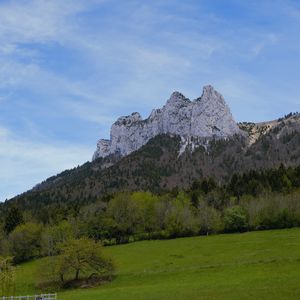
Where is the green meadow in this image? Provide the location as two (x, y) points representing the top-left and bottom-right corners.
(15, 228), (300, 300)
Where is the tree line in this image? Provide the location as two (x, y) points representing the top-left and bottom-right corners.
(1, 164), (300, 272)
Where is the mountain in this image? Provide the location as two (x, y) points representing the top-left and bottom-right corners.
(4, 87), (300, 212)
(93, 85), (241, 159)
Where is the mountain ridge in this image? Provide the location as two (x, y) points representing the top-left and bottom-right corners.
(93, 85), (241, 160)
(3, 83), (300, 211)
(6, 111), (300, 211)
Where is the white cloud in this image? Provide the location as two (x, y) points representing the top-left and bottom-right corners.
(0, 0), (84, 44)
(1, 0), (300, 201)
(64, 99), (117, 125)
(251, 33), (280, 57)
(0, 126), (93, 201)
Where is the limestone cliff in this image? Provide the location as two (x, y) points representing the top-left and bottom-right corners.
(93, 85), (241, 160)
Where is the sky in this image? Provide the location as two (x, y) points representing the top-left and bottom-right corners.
(1, 0), (300, 201)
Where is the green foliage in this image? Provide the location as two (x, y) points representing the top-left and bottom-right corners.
(226, 165), (297, 196)
(0, 231), (9, 257)
(9, 223), (43, 263)
(107, 193), (142, 243)
(131, 192), (160, 235)
(224, 206), (248, 232)
(11, 229), (300, 299)
(197, 201), (223, 235)
(53, 238), (114, 286)
(0, 256), (15, 296)
(165, 192), (197, 237)
(4, 207), (24, 235)
(3, 125), (300, 218)
(105, 192), (198, 241)
(41, 221), (74, 256)
(1, 164), (300, 263)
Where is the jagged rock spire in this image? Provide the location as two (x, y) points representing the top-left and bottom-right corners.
(93, 85), (241, 160)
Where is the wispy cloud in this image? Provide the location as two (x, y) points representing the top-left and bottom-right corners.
(0, 126), (92, 201)
(1, 0), (300, 200)
(0, 0), (84, 44)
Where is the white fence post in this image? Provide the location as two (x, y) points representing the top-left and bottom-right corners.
(0, 294), (57, 300)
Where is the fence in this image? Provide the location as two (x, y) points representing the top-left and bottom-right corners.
(1, 294), (57, 300)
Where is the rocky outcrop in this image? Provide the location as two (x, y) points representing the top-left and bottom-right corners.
(93, 85), (242, 160)
(239, 113), (300, 145)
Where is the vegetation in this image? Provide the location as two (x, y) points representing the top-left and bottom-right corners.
(10, 229), (300, 299)
(53, 238), (114, 287)
(1, 164), (300, 266)
(1, 115), (300, 297)
(9, 223), (43, 263)
(3, 207), (24, 235)
(0, 256), (15, 296)
(4, 118), (300, 211)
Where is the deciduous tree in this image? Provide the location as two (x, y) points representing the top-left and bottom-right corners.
(55, 238), (114, 285)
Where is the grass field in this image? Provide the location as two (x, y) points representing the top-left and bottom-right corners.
(14, 228), (300, 299)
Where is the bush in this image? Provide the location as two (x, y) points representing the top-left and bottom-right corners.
(41, 221), (74, 256)
(0, 256), (15, 296)
(165, 193), (198, 237)
(224, 206), (248, 233)
(9, 223), (42, 263)
(198, 201), (224, 235)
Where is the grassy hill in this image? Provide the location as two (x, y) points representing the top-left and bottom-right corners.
(13, 228), (300, 300)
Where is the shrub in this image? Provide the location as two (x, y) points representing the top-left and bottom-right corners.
(224, 206), (248, 233)
(9, 223), (42, 263)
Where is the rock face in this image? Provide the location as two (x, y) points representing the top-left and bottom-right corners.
(93, 85), (242, 160)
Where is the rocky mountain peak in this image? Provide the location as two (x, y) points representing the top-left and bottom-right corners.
(114, 112), (142, 126)
(202, 84), (218, 97)
(197, 85), (225, 104)
(93, 85), (241, 160)
(167, 91), (190, 103)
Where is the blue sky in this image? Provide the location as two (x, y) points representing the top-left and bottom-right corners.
(1, 0), (300, 201)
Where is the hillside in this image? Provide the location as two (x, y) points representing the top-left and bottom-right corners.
(4, 112), (300, 213)
(13, 229), (300, 300)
